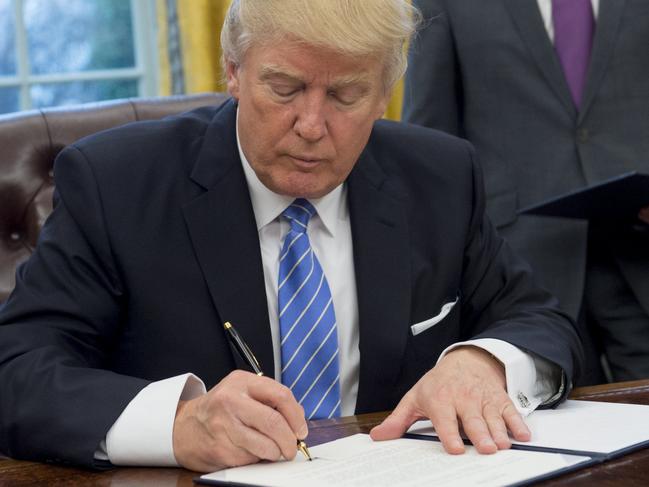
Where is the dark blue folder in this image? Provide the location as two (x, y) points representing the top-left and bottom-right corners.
(519, 172), (649, 221)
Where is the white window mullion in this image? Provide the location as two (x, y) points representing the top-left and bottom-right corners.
(14, 0), (31, 110)
(131, 0), (158, 97)
(0, 77), (20, 88)
(29, 68), (143, 85)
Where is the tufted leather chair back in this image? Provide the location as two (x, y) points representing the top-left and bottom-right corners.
(0, 92), (228, 302)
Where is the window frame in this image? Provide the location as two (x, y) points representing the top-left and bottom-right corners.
(0, 0), (158, 112)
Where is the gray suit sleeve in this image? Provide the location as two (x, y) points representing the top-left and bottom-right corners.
(459, 141), (583, 400)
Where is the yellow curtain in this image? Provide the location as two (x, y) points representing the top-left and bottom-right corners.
(158, 0), (230, 94)
(158, 0), (404, 120)
(384, 78), (404, 121)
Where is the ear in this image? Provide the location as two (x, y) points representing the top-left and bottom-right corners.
(225, 59), (241, 101)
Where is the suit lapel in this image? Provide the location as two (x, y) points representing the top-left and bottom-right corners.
(579, 0), (626, 122)
(348, 148), (411, 413)
(182, 101), (274, 377)
(504, 0), (576, 117)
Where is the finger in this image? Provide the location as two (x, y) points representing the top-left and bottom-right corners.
(427, 401), (465, 454)
(483, 402), (511, 450)
(639, 206), (649, 224)
(502, 402), (531, 442)
(188, 443), (259, 473)
(248, 376), (308, 439)
(212, 438), (260, 469)
(370, 394), (421, 441)
(639, 210), (649, 224)
(456, 401), (497, 454)
(237, 396), (301, 460)
(227, 419), (283, 462)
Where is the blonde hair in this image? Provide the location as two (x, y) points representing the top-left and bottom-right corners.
(221, 0), (420, 91)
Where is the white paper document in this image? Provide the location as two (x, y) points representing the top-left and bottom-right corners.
(199, 434), (589, 487)
(407, 399), (649, 454)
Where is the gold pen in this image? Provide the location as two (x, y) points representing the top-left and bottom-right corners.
(223, 321), (313, 461)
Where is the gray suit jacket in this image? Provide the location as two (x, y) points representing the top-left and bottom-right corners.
(403, 0), (649, 320)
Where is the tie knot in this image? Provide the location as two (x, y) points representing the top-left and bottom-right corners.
(282, 198), (316, 233)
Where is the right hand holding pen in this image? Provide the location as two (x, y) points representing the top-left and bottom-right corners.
(172, 370), (308, 472)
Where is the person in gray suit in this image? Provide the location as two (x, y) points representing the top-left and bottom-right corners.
(403, 0), (649, 384)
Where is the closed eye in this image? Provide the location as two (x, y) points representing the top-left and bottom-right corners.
(272, 85), (301, 97)
(328, 91), (357, 106)
(328, 84), (369, 106)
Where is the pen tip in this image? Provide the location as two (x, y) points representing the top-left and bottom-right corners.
(297, 440), (312, 461)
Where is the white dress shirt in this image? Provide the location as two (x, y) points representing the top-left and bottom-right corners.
(100, 111), (562, 466)
(241, 141), (361, 417)
(537, 0), (600, 41)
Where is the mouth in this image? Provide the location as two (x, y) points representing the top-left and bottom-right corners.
(288, 155), (326, 166)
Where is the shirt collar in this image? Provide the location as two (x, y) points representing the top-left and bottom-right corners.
(236, 109), (346, 237)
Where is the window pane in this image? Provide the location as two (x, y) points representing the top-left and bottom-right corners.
(30, 79), (138, 109)
(0, 87), (20, 114)
(0, 0), (17, 75)
(25, 0), (135, 75)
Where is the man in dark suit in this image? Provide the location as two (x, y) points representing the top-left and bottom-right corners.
(403, 0), (649, 384)
(0, 0), (582, 472)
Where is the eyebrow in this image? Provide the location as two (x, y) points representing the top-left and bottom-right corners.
(258, 64), (372, 90)
(259, 65), (304, 84)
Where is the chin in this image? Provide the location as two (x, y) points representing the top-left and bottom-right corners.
(269, 175), (338, 199)
(280, 186), (329, 199)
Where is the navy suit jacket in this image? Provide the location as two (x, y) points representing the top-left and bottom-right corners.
(0, 99), (583, 467)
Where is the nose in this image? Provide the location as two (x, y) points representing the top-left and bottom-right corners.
(293, 93), (328, 142)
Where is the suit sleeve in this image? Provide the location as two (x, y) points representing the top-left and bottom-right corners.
(458, 142), (584, 402)
(403, 0), (463, 135)
(0, 145), (150, 468)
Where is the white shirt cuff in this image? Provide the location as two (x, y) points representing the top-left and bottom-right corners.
(438, 338), (561, 417)
(101, 373), (206, 466)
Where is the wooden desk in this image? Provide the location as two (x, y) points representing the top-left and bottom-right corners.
(2, 380), (649, 486)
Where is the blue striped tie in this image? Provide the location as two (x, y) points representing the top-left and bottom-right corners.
(278, 199), (341, 419)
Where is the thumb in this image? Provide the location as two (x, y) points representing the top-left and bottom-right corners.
(370, 396), (420, 441)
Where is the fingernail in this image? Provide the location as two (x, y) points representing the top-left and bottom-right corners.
(517, 428), (531, 441)
(298, 424), (308, 438)
(481, 439), (496, 450)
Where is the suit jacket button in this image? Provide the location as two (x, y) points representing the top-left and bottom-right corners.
(577, 128), (589, 143)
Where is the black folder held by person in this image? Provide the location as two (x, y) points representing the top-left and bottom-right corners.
(518, 172), (649, 221)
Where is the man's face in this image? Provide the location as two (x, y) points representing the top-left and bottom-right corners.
(226, 40), (390, 199)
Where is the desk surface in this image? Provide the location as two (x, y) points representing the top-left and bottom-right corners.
(2, 380), (649, 486)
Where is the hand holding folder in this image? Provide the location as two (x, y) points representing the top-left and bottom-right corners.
(519, 172), (649, 223)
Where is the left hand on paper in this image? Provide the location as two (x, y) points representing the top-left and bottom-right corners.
(369, 346), (530, 454)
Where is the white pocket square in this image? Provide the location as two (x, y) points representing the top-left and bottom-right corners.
(410, 296), (459, 336)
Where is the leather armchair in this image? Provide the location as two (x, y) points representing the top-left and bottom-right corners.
(0, 92), (228, 302)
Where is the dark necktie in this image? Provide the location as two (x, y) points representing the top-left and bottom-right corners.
(278, 199), (341, 420)
(552, 0), (595, 107)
